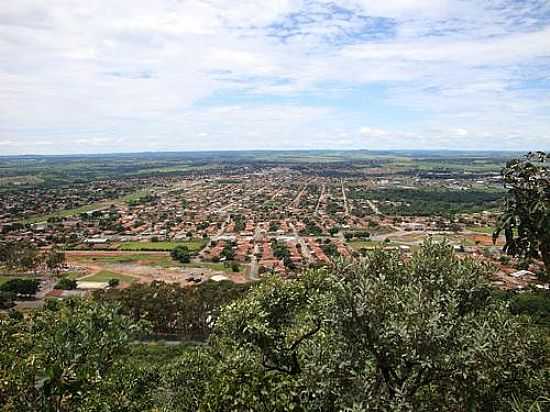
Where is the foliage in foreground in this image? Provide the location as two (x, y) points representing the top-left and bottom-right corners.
(1, 243), (548, 411)
(495, 151), (550, 276)
(0, 299), (146, 411)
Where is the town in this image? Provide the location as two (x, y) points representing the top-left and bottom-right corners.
(1, 152), (546, 308)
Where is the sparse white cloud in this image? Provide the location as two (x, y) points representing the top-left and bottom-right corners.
(0, 0), (549, 154)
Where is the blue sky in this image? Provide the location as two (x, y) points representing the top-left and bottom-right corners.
(1, 0), (549, 154)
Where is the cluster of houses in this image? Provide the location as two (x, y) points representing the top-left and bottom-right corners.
(1, 170), (509, 277)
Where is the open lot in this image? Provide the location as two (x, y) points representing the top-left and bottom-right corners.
(118, 240), (206, 252)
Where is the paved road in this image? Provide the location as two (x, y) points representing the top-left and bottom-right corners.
(341, 179), (350, 215)
(315, 184), (325, 214)
(289, 222), (313, 263)
(366, 199), (381, 215)
(290, 181), (310, 209)
(248, 225), (263, 280)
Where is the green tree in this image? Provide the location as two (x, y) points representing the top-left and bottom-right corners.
(54, 277), (77, 290)
(0, 299), (146, 411)
(171, 245), (191, 263)
(0, 278), (40, 297)
(495, 152), (550, 276)
(171, 242), (547, 411)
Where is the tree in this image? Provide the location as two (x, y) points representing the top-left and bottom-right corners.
(0, 291), (15, 309)
(54, 277), (77, 290)
(109, 278), (120, 288)
(0, 241), (40, 272)
(0, 299), (146, 411)
(45, 248), (65, 275)
(495, 152), (550, 276)
(171, 245), (191, 264)
(172, 242), (547, 411)
(0, 278), (40, 297)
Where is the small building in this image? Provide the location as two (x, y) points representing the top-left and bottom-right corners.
(211, 274), (230, 282)
(84, 238), (109, 244)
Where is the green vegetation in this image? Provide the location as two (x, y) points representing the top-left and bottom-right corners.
(21, 202), (112, 224)
(94, 280), (250, 338)
(496, 152), (550, 276)
(121, 189), (152, 204)
(122, 342), (195, 369)
(466, 225), (495, 234)
(171, 245), (191, 263)
(54, 277), (77, 290)
(349, 188), (503, 216)
(231, 214), (246, 232)
(183, 261), (241, 273)
(0, 277), (40, 297)
(119, 240), (205, 252)
(76, 253), (176, 268)
(84, 270), (136, 284)
(348, 239), (387, 250)
(220, 242), (235, 261)
(1, 243), (548, 410)
(0, 299), (145, 411)
(509, 291), (550, 326)
(0, 276), (16, 286)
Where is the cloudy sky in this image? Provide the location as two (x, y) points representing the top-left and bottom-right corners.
(1, 0), (549, 154)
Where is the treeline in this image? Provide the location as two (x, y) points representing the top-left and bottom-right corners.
(350, 188), (503, 216)
(0, 241), (65, 273)
(94, 280), (250, 340)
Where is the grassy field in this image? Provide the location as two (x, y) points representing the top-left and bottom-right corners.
(0, 275), (15, 286)
(84, 270), (136, 284)
(120, 189), (152, 203)
(20, 189), (154, 224)
(185, 261), (242, 273)
(0, 274), (35, 285)
(75, 253), (177, 268)
(119, 240), (206, 252)
(22, 202), (113, 224)
(348, 240), (386, 250)
(466, 226), (496, 234)
(63, 271), (84, 280)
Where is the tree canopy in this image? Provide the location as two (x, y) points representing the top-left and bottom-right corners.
(495, 151), (550, 275)
(1, 243), (548, 411)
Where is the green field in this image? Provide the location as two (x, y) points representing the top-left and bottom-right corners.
(0, 275), (15, 286)
(120, 189), (152, 203)
(63, 271), (84, 280)
(466, 226), (496, 234)
(185, 261), (242, 273)
(0, 274), (35, 285)
(76, 253), (177, 268)
(119, 240), (206, 252)
(20, 189), (155, 224)
(83, 270), (136, 284)
(347, 240), (385, 250)
(21, 202), (113, 224)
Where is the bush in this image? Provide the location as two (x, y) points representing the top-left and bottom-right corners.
(509, 291), (550, 326)
(0, 278), (40, 296)
(0, 291), (16, 309)
(517, 258), (531, 271)
(54, 277), (77, 290)
(171, 245), (191, 263)
(108, 278), (120, 288)
(499, 255), (511, 264)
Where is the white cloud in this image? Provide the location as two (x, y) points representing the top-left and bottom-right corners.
(0, 0), (549, 153)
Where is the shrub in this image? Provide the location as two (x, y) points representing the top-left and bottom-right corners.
(54, 277), (77, 290)
(0, 291), (16, 309)
(0, 278), (40, 297)
(108, 278), (120, 288)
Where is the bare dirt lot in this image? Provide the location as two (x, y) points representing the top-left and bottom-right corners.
(66, 251), (249, 286)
